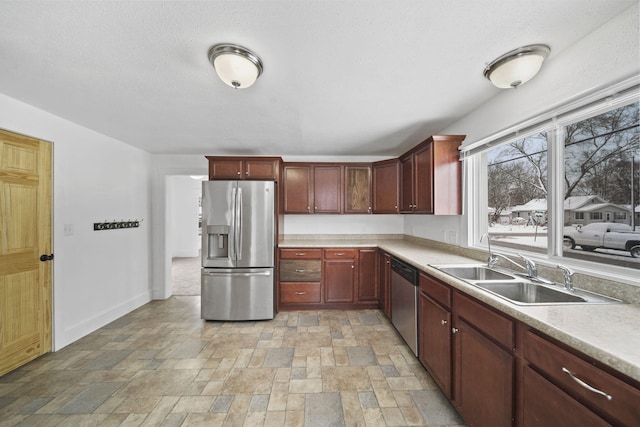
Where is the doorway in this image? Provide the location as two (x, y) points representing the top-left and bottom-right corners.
(169, 175), (204, 295)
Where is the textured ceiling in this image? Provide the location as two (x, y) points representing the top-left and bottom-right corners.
(0, 1), (635, 156)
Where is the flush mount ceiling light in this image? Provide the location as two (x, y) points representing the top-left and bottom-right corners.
(483, 44), (550, 89)
(208, 43), (263, 89)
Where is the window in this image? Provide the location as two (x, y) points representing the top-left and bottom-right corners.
(614, 212), (627, 221)
(487, 134), (548, 254)
(478, 99), (639, 272)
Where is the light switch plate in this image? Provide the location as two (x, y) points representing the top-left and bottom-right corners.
(64, 224), (74, 236)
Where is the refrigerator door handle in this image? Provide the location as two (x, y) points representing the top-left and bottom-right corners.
(202, 270), (272, 277)
(229, 187), (237, 261)
(236, 186), (243, 261)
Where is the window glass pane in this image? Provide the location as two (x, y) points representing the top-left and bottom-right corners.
(487, 134), (548, 254)
(562, 102), (640, 269)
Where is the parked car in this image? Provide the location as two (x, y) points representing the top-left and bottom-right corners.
(563, 222), (640, 257)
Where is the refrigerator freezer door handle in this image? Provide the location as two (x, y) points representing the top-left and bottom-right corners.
(202, 270), (272, 277)
(236, 186), (243, 261)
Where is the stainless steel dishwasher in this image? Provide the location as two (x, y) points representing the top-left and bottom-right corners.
(390, 257), (419, 356)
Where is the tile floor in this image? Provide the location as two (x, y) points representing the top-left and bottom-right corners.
(0, 296), (465, 426)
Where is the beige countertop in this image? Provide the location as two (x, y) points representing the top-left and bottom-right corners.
(279, 237), (640, 382)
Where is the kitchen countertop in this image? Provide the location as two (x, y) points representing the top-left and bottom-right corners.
(279, 237), (640, 382)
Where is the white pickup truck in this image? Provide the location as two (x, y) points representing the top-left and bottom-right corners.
(563, 222), (640, 257)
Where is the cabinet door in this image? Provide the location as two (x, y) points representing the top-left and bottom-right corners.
(324, 259), (355, 303)
(413, 143), (433, 214)
(313, 165), (342, 213)
(283, 165), (312, 213)
(378, 251), (391, 318)
(419, 293), (452, 398)
(372, 160), (399, 214)
(245, 159), (278, 180)
(357, 249), (378, 302)
(521, 365), (611, 427)
(344, 165), (371, 213)
(209, 159), (243, 179)
(399, 153), (414, 213)
(454, 317), (514, 427)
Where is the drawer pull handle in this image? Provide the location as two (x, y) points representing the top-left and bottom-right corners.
(335, 253), (345, 256)
(295, 269), (307, 273)
(441, 320), (447, 325)
(295, 253), (306, 256)
(294, 292), (306, 295)
(561, 367), (612, 401)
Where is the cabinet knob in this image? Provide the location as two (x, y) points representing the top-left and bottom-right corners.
(441, 319), (447, 325)
(452, 327), (459, 334)
(245, 171), (249, 175)
(394, 205), (398, 209)
(351, 264), (354, 269)
(314, 206), (318, 210)
(237, 171), (241, 175)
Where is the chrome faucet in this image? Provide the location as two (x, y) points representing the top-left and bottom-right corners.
(518, 254), (538, 278)
(480, 234), (497, 268)
(557, 265), (575, 291)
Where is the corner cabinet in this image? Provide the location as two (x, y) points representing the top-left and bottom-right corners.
(400, 134), (465, 214)
(206, 156), (281, 181)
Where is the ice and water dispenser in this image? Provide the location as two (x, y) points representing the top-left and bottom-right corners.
(204, 224), (230, 262)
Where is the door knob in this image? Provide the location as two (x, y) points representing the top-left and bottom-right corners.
(40, 254), (54, 262)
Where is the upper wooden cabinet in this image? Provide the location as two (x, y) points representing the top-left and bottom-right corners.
(283, 163), (372, 214)
(372, 159), (399, 214)
(313, 165), (342, 213)
(344, 165), (372, 214)
(206, 156), (282, 181)
(399, 135), (465, 215)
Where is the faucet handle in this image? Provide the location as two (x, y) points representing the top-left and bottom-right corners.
(557, 264), (574, 276)
(517, 253), (537, 278)
(557, 265), (575, 291)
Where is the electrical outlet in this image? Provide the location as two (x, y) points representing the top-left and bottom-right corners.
(64, 224), (74, 236)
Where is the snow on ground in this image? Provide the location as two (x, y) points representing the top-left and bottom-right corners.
(488, 223), (548, 249)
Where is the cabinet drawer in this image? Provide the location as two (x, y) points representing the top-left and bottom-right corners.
(280, 248), (322, 259)
(419, 272), (451, 309)
(523, 329), (640, 427)
(280, 260), (321, 282)
(281, 283), (321, 303)
(453, 292), (513, 349)
(323, 248), (357, 259)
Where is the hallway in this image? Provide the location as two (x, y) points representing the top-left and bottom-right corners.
(0, 297), (464, 426)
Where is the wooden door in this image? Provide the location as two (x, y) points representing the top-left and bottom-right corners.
(244, 159), (279, 180)
(372, 159), (399, 214)
(344, 165), (371, 213)
(283, 165), (312, 213)
(413, 143), (433, 214)
(324, 259), (355, 303)
(419, 293), (452, 397)
(399, 153), (414, 213)
(454, 317), (514, 427)
(0, 129), (52, 376)
(357, 249), (378, 302)
(209, 158), (243, 179)
(313, 165), (342, 213)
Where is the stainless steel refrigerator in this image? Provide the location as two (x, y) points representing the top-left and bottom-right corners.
(201, 180), (275, 321)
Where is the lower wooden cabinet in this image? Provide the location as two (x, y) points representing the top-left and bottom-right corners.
(452, 292), (514, 427)
(278, 247), (379, 309)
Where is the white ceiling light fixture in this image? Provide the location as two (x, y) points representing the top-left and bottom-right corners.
(483, 44), (550, 89)
(208, 43), (264, 89)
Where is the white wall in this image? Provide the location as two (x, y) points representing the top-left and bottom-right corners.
(0, 93), (152, 350)
(284, 214), (403, 235)
(169, 175), (202, 258)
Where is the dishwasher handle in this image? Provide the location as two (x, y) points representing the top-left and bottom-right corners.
(391, 258), (418, 285)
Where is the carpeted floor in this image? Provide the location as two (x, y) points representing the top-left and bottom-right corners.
(172, 256), (201, 296)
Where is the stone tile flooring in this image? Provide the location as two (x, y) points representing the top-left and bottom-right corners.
(0, 296), (465, 426)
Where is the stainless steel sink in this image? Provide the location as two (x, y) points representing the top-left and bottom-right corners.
(434, 265), (516, 281)
(431, 264), (622, 305)
(476, 281), (586, 304)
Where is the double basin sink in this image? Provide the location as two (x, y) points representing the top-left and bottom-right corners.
(431, 264), (621, 305)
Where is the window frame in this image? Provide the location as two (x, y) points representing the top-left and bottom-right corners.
(466, 78), (639, 285)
